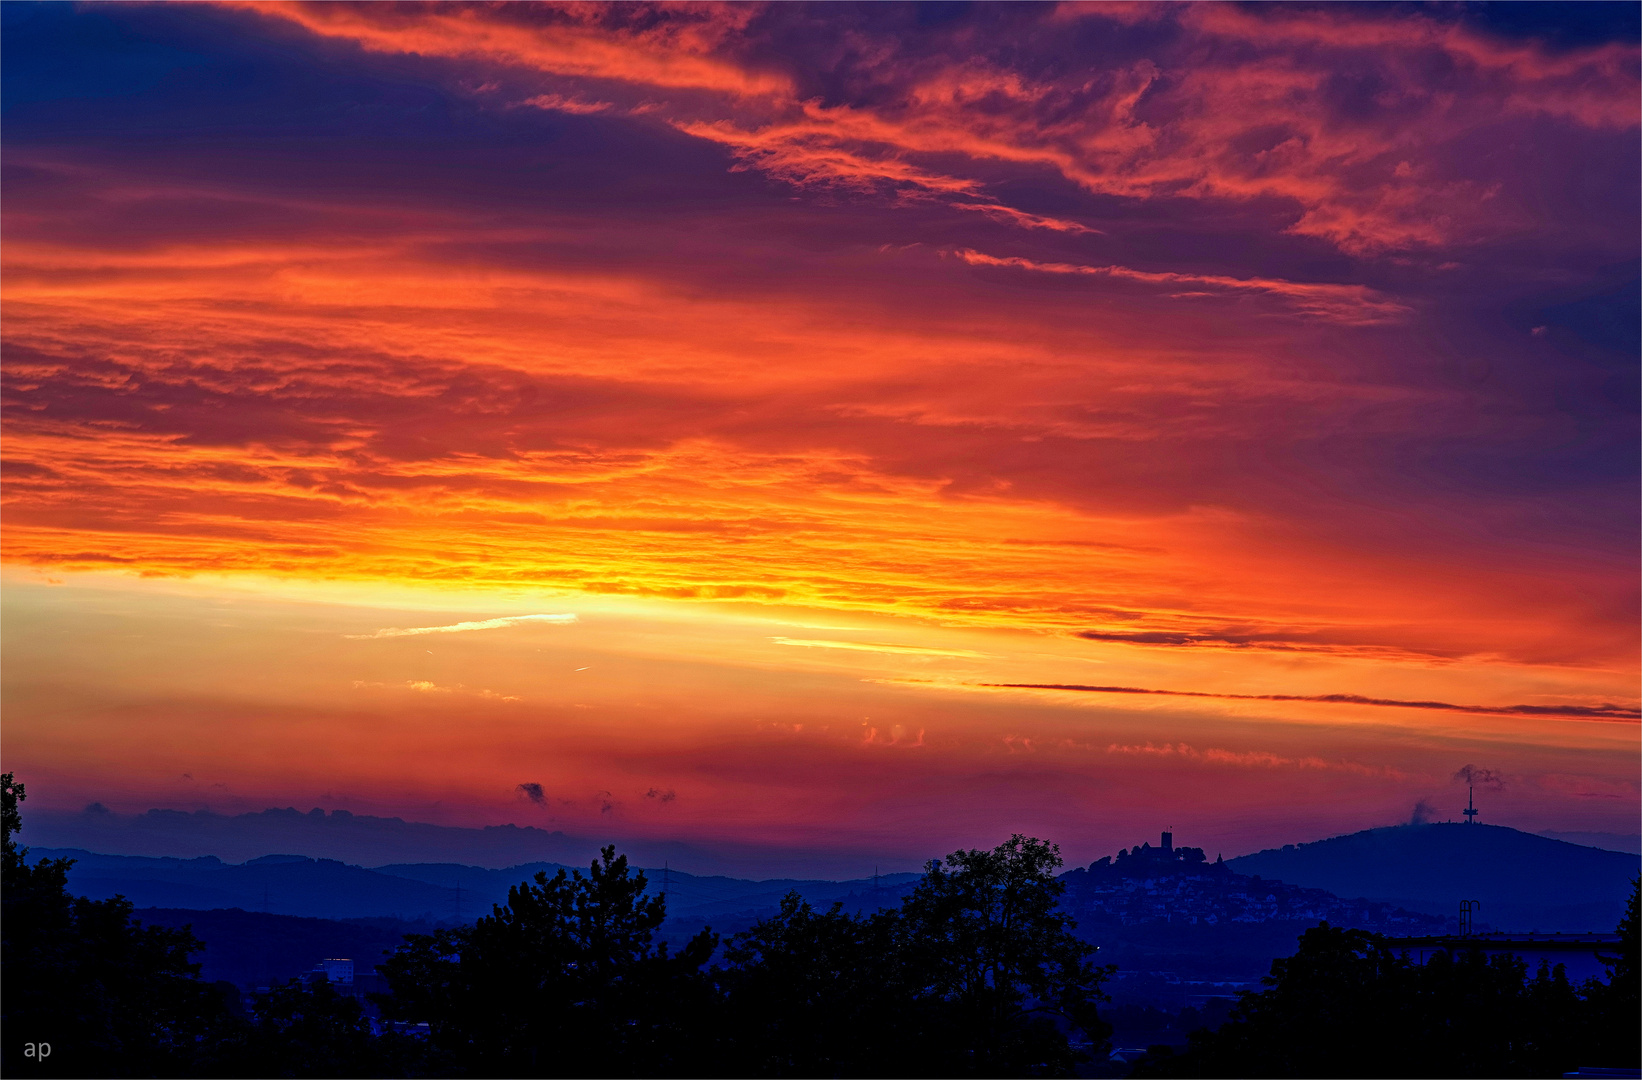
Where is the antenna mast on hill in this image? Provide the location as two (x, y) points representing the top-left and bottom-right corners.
(1463, 782), (1479, 825)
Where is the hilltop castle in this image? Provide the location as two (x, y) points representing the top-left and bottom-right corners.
(1090, 831), (1227, 878)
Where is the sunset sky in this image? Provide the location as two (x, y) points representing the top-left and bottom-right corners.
(4, 1), (1638, 874)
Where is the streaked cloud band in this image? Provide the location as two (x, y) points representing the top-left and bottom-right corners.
(979, 683), (1640, 722)
(346, 614), (578, 639)
(771, 637), (984, 658)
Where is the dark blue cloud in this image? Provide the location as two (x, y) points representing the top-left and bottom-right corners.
(2, 2), (769, 221)
(1, 2), (210, 112)
(1532, 269), (1642, 358)
(1458, 1), (1641, 51)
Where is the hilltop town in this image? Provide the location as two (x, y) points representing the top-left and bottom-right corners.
(1061, 832), (1444, 934)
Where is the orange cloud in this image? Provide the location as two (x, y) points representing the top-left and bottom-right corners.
(3, 1), (1636, 870)
(770, 637), (985, 658)
(224, 1), (790, 99)
(1101, 741), (1406, 779)
(4, 208), (1634, 673)
(4, 2), (1636, 728)
(982, 684), (1641, 723)
(345, 614), (578, 639)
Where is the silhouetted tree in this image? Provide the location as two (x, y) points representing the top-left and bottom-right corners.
(715, 893), (914, 1075)
(717, 835), (1112, 1077)
(32, 759), (1622, 1080)
(208, 976), (429, 1078)
(1130, 923), (1591, 1078)
(1582, 876), (1641, 1068)
(376, 845), (716, 1077)
(895, 835), (1113, 1075)
(2, 773), (238, 1078)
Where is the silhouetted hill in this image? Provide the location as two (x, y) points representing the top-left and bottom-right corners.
(1058, 831), (1446, 998)
(378, 860), (918, 921)
(49, 824), (1634, 939)
(1227, 823), (1640, 932)
(17, 805), (897, 878)
(34, 848), (921, 926)
(33, 849), (458, 921)
(1539, 829), (1641, 855)
(21, 808), (662, 870)
(56, 829), (1607, 1016)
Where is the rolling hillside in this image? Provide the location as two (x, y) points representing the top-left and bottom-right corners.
(32, 847), (915, 925)
(1227, 823), (1640, 932)
(33, 849), (460, 921)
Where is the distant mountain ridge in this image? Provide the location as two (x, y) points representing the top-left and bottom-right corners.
(17, 805), (902, 879)
(1538, 830), (1641, 855)
(32, 849), (460, 921)
(1227, 823), (1640, 932)
(374, 861), (918, 926)
(30, 848), (917, 926)
(33, 821), (1638, 936)
(42, 823), (1636, 1015)
(21, 806), (694, 871)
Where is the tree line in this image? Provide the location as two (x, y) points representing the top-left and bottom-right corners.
(3, 772), (1637, 1078)
(1131, 905), (1638, 1078)
(2, 774), (1110, 1077)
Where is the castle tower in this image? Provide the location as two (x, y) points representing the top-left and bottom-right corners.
(1161, 830), (1173, 853)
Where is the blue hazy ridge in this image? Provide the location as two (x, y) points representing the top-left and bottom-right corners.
(1227, 823), (1640, 932)
(31, 849), (458, 921)
(28, 847), (919, 925)
(32, 822), (1636, 931)
(26, 821), (1635, 1013)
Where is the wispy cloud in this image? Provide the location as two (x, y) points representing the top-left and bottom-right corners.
(979, 683), (1640, 721)
(240, 2), (1639, 254)
(771, 637), (984, 658)
(519, 92), (615, 115)
(345, 614), (577, 639)
(350, 679), (520, 701)
(952, 249), (1411, 324)
(1101, 740), (1403, 778)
